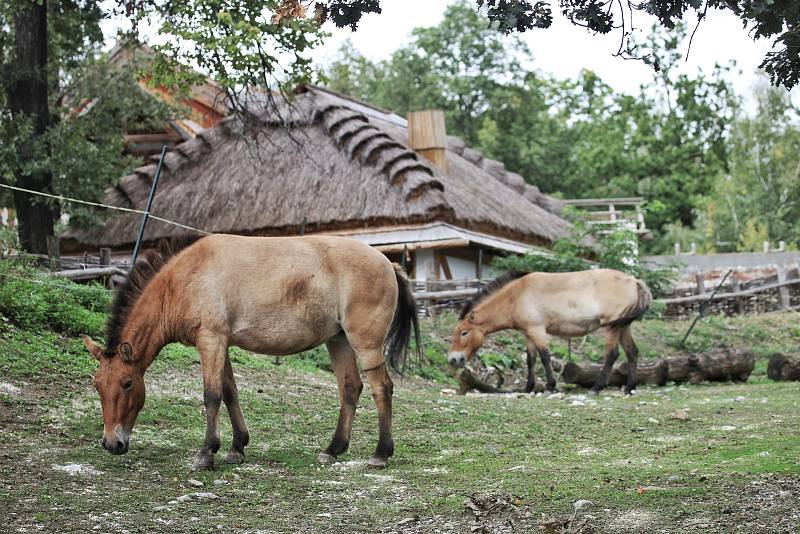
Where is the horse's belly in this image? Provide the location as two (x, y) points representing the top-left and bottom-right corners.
(229, 313), (340, 356)
(546, 315), (602, 337)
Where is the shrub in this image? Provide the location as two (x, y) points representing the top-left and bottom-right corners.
(0, 258), (111, 337)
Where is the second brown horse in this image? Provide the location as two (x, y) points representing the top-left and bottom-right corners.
(448, 269), (651, 395)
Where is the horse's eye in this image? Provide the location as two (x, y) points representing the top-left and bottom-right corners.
(461, 331), (468, 337)
(123, 380), (133, 391)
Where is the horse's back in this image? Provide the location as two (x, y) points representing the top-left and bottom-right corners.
(520, 269), (647, 335)
(170, 235), (397, 354)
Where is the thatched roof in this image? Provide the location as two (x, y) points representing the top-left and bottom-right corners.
(61, 86), (571, 252)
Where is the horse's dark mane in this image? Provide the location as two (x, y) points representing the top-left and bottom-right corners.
(458, 271), (528, 320)
(104, 235), (204, 356)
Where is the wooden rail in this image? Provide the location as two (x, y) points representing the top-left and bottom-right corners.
(660, 278), (800, 305)
(49, 266), (128, 281)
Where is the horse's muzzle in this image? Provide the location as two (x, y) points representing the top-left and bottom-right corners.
(449, 352), (466, 368)
(101, 436), (129, 455)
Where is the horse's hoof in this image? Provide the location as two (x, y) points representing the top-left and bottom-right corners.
(224, 449), (245, 465)
(317, 452), (336, 465)
(193, 455), (215, 471)
(193, 457), (214, 470)
(367, 456), (388, 469)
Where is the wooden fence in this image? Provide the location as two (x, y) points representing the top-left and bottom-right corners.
(660, 268), (800, 319)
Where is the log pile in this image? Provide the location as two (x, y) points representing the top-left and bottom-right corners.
(561, 346), (755, 387)
(767, 354), (800, 381)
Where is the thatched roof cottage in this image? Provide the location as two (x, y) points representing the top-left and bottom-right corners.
(62, 86), (571, 281)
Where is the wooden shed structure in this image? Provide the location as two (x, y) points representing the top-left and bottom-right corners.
(61, 86), (572, 281)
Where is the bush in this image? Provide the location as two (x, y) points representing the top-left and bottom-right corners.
(492, 216), (680, 297)
(0, 258), (111, 337)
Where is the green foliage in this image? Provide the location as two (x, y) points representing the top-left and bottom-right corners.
(129, 1), (327, 113)
(491, 218), (680, 297)
(0, 258), (110, 337)
(0, 4), (172, 230)
(478, 351), (521, 371)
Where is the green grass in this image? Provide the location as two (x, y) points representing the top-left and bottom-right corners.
(1, 261), (799, 532)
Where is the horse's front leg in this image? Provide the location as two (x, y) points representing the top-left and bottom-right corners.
(222, 354), (250, 464)
(591, 328), (621, 395)
(194, 333), (227, 470)
(525, 328), (556, 392)
(537, 346), (558, 392)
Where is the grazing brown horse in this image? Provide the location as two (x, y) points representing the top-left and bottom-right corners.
(448, 269), (651, 395)
(82, 234), (420, 469)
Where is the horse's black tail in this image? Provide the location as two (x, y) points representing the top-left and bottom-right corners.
(606, 278), (653, 329)
(385, 264), (422, 373)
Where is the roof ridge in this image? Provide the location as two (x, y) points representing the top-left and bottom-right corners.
(315, 101), (446, 202)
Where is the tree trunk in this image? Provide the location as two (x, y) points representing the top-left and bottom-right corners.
(562, 359), (669, 388)
(767, 354), (800, 382)
(6, 1), (54, 254)
(562, 347), (755, 387)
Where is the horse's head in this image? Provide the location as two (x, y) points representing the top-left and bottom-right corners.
(448, 312), (485, 367)
(82, 336), (145, 455)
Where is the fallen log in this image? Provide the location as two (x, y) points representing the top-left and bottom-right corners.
(665, 347), (754, 384)
(455, 367), (546, 394)
(561, 359), (669, 388)
(561, 346), (755, 387)
(767, 354), (800, 381)
(457, 367), (507, 394)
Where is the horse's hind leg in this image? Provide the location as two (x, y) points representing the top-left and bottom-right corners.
(363, 358), (394, 468)
(194, 332), (228, 470)
(619, 325), (639, 395)
(348, 343), (393, 469)
(524, 341), (537, 393)
(591, 328), (621, 395)
(317, 333), (363, 465)
(222, 354), (250, 464)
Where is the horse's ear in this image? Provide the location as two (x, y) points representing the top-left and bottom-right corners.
(81, 335), (104, 361)
(119, 342), (134, 363)
(468, 311), (476, 323)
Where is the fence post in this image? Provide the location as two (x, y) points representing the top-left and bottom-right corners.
(46, 235), (59, 269)
(99, 247), (111, 267)
(777, 267), (790, 310)
(131, 145), (167, 270)
(732, 274), (744, 315)
(695, 273), (705, 295)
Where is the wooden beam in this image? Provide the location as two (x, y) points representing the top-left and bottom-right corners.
(373, 238), (469, 254)
(438, 253), (453, 280)
(49, 266), (128, 280)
